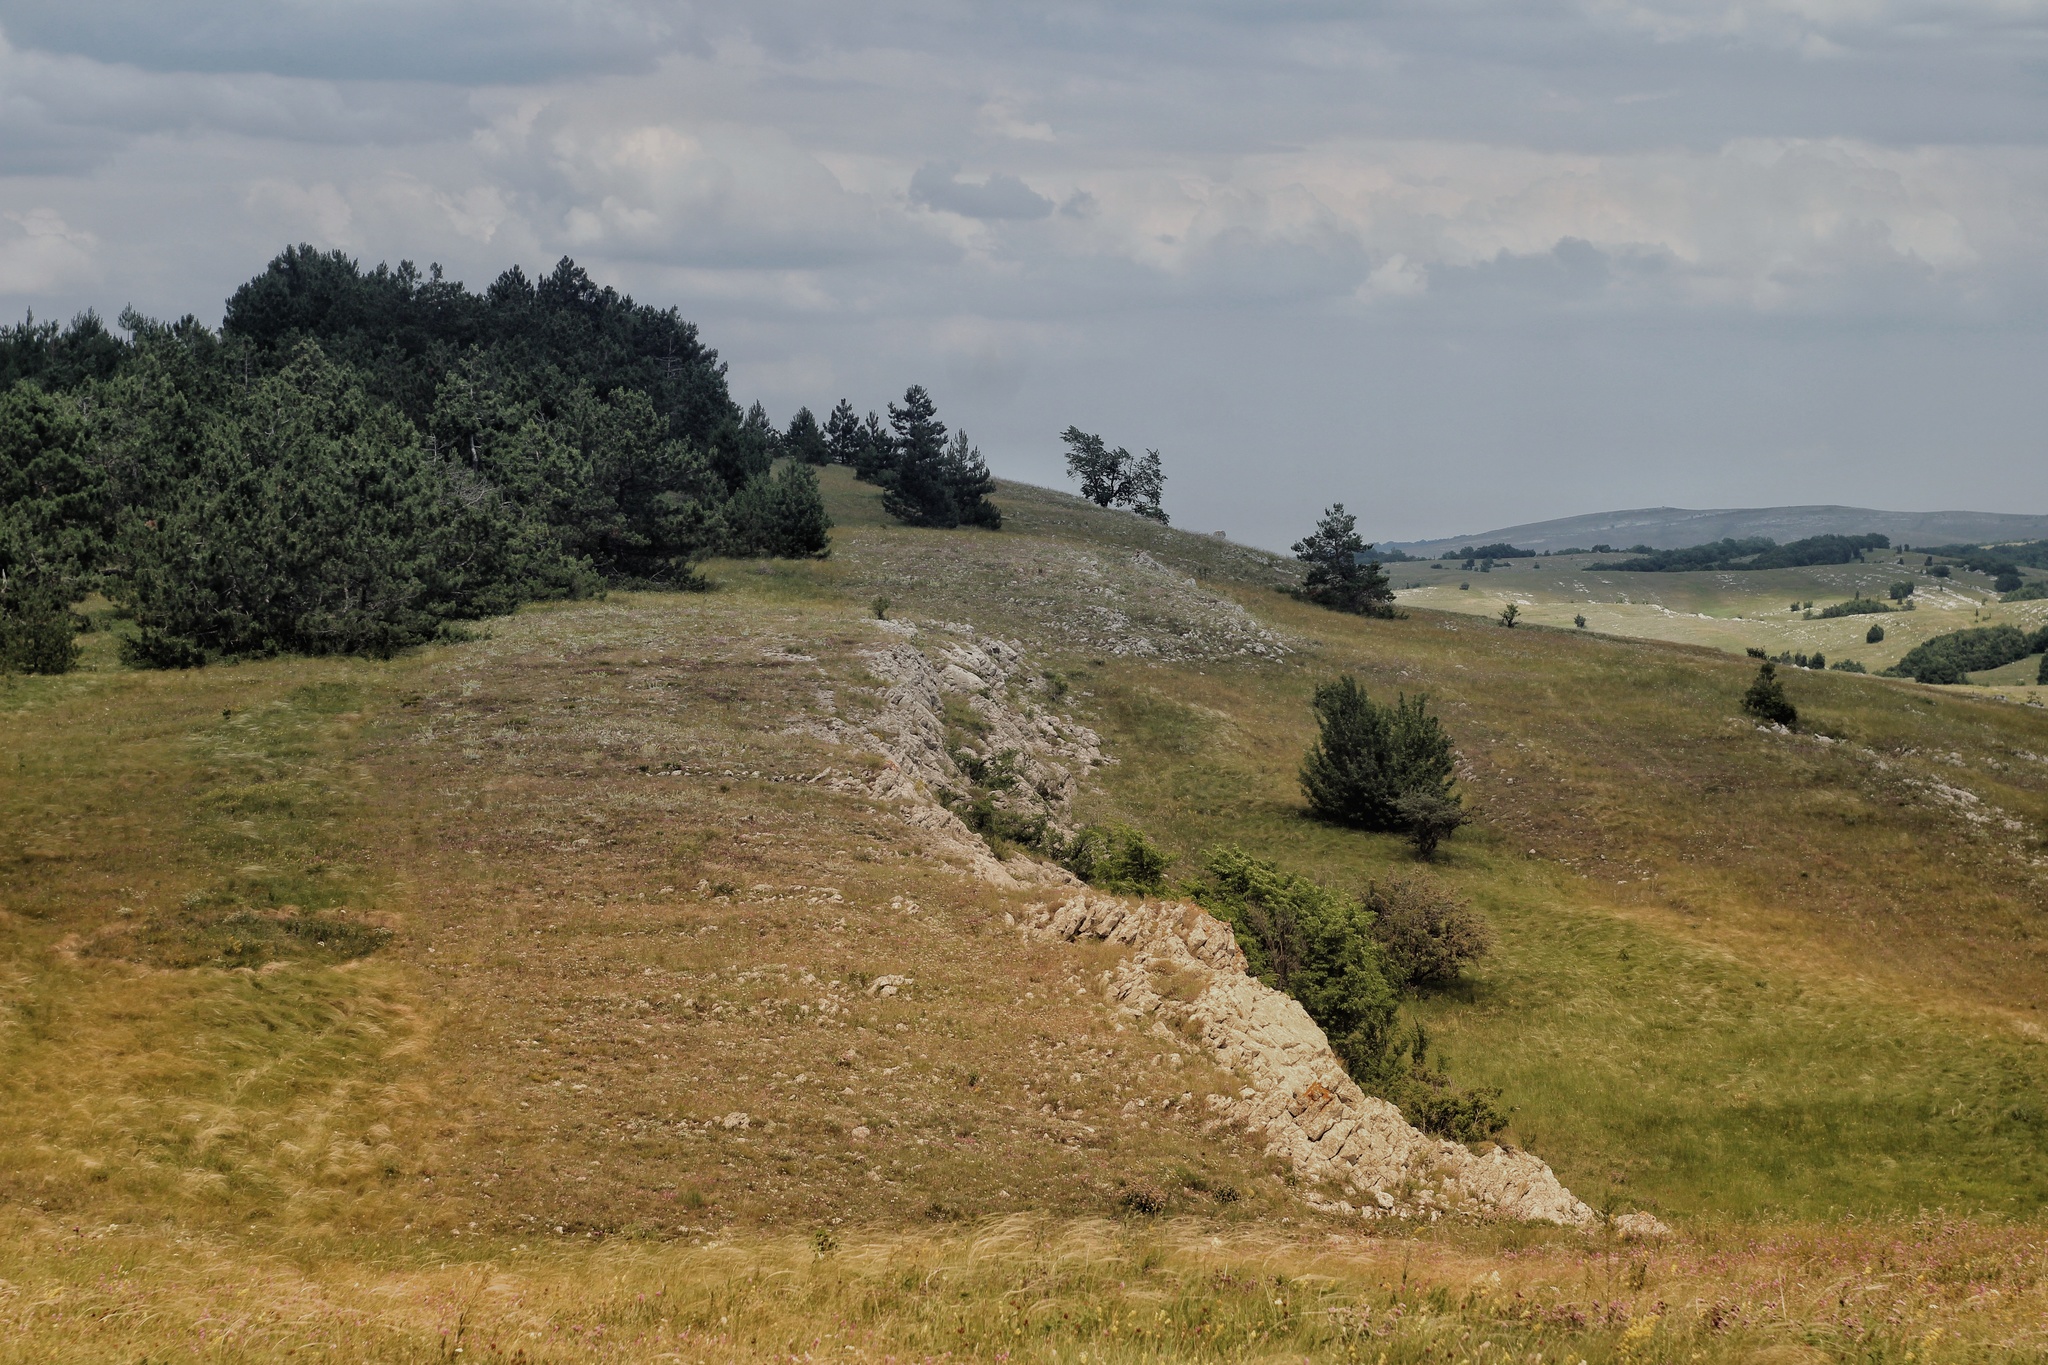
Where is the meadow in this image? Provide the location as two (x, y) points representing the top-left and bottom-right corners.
(2, 469), (2045, 1360)
(1392, 554), (2048, 706)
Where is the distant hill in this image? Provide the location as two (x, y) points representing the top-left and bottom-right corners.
(1386, 505), (2048, 558)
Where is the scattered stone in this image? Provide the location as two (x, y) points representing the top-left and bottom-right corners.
(1613, 1211), (1673, 1239)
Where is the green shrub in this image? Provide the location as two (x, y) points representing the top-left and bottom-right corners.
(1061, 824), (1170, 895)
(1866, 623), (1885, 643)
(1300, 675), (1456, 833)
(1393, 789), (1471, 860)
(1379, 1024), (1510, 1141)
(1741, 661), (1797, 727)
(1192, 848), (1509, 1141)
(1364, 877), (1493, 988)
(1830, 659), (1867, 673)
(1816, 596), (1889, 618)
(722, 461), (832, 559)
(0, 591), (78, 674)
(1193, 847), (1398, 1079)
(1888, 581), (1915, 601)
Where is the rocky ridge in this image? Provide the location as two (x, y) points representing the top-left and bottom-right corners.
(810, 626), (1591, 1225)
(800, 620), (1101, 889)
(1026, 890), (1595, 1226)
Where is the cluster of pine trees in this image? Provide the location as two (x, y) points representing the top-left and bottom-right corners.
(1, 247), (846, 672)
(780, 385), (1000, 530)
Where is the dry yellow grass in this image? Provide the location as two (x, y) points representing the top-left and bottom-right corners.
(2, 1210), (2044, 1362)
(5, 469), (2048, 1360)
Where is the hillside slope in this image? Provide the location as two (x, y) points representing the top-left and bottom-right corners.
(1390, 504), (2048, 556)
(4, 467), (2047, 1360)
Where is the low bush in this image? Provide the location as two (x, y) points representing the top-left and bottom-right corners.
(1193, 847), (1505, 1140)
(1379, 1023), (1510, 1142)
(1194, 847), (1397, 1079)
(1392, 789), (1470, 861)
(1061, 824), (1171, 895)
(1364, 877), (1493, 988)
(0, 591), (79, 674)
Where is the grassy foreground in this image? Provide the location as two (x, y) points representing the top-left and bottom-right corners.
(2, 1212), (2043, 1363)
(3, 468), (2048, 1360)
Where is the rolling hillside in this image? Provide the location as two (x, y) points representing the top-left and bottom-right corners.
(1385, 550), (2048, 706)
(1389, 504), (2048, 557)
(3, 468), (2047, 1361)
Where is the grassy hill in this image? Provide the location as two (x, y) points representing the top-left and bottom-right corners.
(1389, 504), (2048, 557)
(1389, 552), (2048, 706)
(4, 467), (2047, 1361)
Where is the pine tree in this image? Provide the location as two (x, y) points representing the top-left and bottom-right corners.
(824, 399), (863, 465)
(1292, 504), (1395, 617)
(1299, 676), (1457, 832)
(1059, 426), (1166, 522)
(853, 410), (895, 483)
(783, 406), (829, 464)
(880, 386), (959, 527)
(940, 429), (1001, 529)
(1741, 661), (1797, 727)
(723, 462), (832, 558)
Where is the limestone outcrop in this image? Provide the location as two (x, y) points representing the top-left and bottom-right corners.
(802, 621), (1102, 889)
(1027, 891), (1594, 1226)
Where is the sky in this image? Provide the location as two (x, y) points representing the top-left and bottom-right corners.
(2, 1), (2046, 549)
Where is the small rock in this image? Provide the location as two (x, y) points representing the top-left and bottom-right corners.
(720, 1112), (751, 1130)
(850, 1125), (871, 1140)
(1613, 1211), (1672, 1239)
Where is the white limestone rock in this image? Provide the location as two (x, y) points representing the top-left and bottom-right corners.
(1028, 890), (1594, 1227)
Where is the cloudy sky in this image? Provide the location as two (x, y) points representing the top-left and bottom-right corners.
(3, 1), (2045, 547)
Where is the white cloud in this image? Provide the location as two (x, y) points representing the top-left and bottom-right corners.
(0, 1), (2045, 541)
(0, 207), (97, 294)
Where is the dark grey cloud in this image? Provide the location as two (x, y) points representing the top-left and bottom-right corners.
(908, 163), (1054, 220)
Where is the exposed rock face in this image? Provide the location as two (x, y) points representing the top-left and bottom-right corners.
(802, 622), (1103, 889)
(1028, 891), (1594, 1227)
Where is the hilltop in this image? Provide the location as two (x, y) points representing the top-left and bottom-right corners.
(5, 469), (2048, 1361)
(1388, 504), (2048, 557)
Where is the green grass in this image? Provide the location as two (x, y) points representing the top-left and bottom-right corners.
(1023, 552), (2048, 1221)
(1393, 553), (2048, 684)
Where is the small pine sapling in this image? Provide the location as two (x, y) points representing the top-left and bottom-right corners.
(1741, 661), (1797, 727)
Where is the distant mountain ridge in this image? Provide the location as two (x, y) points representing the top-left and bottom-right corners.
(1385, 505), (2048, 558)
